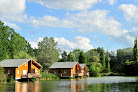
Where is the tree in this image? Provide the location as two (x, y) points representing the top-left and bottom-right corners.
(101, 48), (106, 70)
(67, 52), (76, 61)
(86, 49), (100, 63)
(79, 51), (87, 64)
(133, 37), (138, 63)
(90, 56), (100, 63)
(0, 66), (6, 82)
(106, 50), (110, 72)
(62, 50), (68, 62)
(36, 37), (60, 70)
(0, 21), (10, 61)
(26, 42), (34, 57)
(73, 49), (82, 61)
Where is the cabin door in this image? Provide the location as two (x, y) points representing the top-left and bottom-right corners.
(23, 70), (27, 75)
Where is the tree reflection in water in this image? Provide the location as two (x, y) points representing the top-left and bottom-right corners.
(1, 77), (138, 92)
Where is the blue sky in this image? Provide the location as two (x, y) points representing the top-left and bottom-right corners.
(0, 0), (138, 52)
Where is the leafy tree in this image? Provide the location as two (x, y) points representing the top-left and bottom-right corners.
(36, 37), (60, 70)
(79, 51), (87, 64)
(62, 50), (68, 62)
(73, 49), (82, 61)
(86, 49), (100, 63)
(0, 21), (10, 61)
(90, 56), (100, 63)
(67, 52), (76, 61)
(133, 37), (138, 63)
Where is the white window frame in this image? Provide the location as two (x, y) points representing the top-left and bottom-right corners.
(64, 70), (67, 74)
(17, 70), (19, 74)
(54, 70), (56, 74)
(8, 70), (10, 74)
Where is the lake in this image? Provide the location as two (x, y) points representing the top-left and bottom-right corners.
(0, 76), (138, 92)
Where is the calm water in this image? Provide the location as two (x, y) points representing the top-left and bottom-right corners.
(0, 76), (138, 92)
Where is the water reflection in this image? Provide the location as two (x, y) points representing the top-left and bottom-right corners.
(15, 81), (40, 92)
(0, 76), (138, 92)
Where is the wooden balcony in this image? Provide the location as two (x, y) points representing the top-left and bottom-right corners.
(73, 73), (83, 77)
(21, 73), (42, 78)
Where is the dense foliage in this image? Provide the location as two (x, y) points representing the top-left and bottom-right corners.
(1, 20), (138, 77)
(0, 20), (34, 61)
(36, 37), (60, 70)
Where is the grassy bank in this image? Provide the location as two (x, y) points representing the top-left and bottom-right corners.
(40, 73), (59, 80)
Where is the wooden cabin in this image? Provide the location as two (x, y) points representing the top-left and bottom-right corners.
(49, 62), (84, 78)
(0, 59), (43, 80)
(79, 64), (89, 77)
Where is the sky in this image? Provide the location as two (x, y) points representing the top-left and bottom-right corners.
(0, 0), (138, 52)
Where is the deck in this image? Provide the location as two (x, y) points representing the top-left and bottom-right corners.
(21, 73), (42, 78)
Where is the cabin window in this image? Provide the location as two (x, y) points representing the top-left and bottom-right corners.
(8, 70), (10, 74)
(17, 70), (19, 74)
(64, 70), (67, 74)
(54, 70), (56, 74)
(36, 70), (38, 74)
(25, 62), (27, 66)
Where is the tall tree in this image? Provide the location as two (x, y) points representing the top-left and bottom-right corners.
(79, 51), (87, 64)
(133, 37), (138, 63)
(0, 21), (10, 61)
(26, 42), (34, 57)
(62, 50), (68, 62)
(106, 50), (110, 72)
(73, 49), (82, 61)
(67, 52), (76, 61)
(101, 48), (106, 70)
(36, 37), (60, 70)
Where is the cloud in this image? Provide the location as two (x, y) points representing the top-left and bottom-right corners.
(28, 0), (102, 10)
(29, 10), (123, 37)
(0, 0), (25, 15)
(55, 36), (93, 51)
(119, 4), (138, 26)
(28, 38), (43, 49)
(108, 0), (116, 5)
(28, 36), (93, 51)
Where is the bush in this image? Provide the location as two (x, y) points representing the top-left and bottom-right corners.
(41, 72), (59, 80)
(0, 66), (7, 82)
(8, 75), (15, 82)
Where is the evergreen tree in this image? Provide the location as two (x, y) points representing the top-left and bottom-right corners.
(62, 50), (68, 62)
(133, 37), (138, 63)
(102, 48), (106, 70)
(78, 51), (87, 64)
(67, 52), (76, 61)
(26, 42), (34, 57)
(106, 50), (110, 72)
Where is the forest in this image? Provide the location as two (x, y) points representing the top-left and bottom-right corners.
(0, 20), (138, 77)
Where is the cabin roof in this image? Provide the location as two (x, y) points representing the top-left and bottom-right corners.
(50, 62), (78, 69)
(79, 64), (86, 69)
(0, 58), (42, 68)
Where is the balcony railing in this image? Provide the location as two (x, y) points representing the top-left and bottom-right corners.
(21, 73), (42, 78)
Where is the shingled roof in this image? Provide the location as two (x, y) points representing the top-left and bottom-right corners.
(79, 64), (86, 69)
(0, 58), (31, 67)
(50, 62), (78, 69)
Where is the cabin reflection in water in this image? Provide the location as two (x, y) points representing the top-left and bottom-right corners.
(15, 82), (40, 92)
(71, 79), (87, 92)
